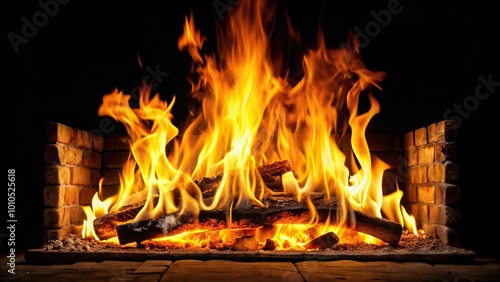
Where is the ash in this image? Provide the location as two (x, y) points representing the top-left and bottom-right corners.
(42, 231), (473, 256)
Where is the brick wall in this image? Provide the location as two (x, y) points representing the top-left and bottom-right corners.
(43, 122), (104, 241)
(403, 120), (461, 247)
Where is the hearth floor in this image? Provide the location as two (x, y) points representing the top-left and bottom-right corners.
(1, 252), (499, 281)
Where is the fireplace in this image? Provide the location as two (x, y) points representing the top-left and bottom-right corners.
(5, 0), (498, 261)
(41, 118), (462, 245)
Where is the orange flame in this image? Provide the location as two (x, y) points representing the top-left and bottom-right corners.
(82, 0), (419, 248)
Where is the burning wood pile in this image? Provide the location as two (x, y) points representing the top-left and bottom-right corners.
(91, 160), (402, 250)
(81, 0), (418, 252)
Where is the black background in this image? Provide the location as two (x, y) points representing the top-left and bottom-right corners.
(2, 0), (498, 256)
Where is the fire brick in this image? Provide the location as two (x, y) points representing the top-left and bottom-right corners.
(82, 150), (102, 169)
(46, 122), (75, 145)
(45, 165), (71, 185)
(435, 141), (458, 163)
(410, 166), (427, 184)
(92, 134), (105, 152)
(64, 186), (79, 205)
(403, 131), (414, 149)
(44, 185), (65, 207)
(421, 223), (436, 237)
(91, 169), (102, 187)
(427, 163), (445, 183)
(76, 129), (93, 149)
(101, 169), (121, 186)
(43, 207), (70, 228)
(404, 184), (417, 204)
(429, 205), (461, 227)
(417, 184), (435, 204)
(427, 120), (458, 143)
(43, 226), (73, 241)
(407, 148), (417, 167)
(414, 127), (427, 147)
(44, 144), (83, 166)
(436, 184), (460, 206)
(70, 206), (86, 224)
(436, 225), (461, 248)
(105, 134), (131, 151)
(103, 151), (130, 168)
(417, 145), (435, 165)
(79, 187), (98, 205)
(417, 203), (429, 224)
(71, 167), (92, 186)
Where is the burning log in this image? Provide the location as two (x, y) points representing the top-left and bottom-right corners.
(115, 194), (403, 247)
(93, 161), (294, 240)
(305, 232), (339, 250)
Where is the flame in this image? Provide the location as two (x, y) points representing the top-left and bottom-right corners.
(82, 179), (117, 240)
(82, 0), (420, 248)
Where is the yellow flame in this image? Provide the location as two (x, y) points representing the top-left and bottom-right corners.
(82, 0), (420, 248)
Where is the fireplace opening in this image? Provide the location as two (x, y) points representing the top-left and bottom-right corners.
(4, 0), (498, 261)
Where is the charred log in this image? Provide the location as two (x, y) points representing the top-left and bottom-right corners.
(305, 232), (340, 250)
(115, 194), (402, 247)
(94, 161), (294, 240)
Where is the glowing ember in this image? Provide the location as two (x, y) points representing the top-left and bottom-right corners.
(82, 0), (419, 249)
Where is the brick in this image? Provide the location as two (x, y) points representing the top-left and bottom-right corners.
(70, 206), (86, 224)
(436, 225), (461, 247)
(407, 148), (417, 167)
(428, 120), (458, 143)
(91, 169), (102, 187)
(82, 150), (102, 169)
(101, 169), (121, 186)
(44, 144), (83, 166)
(429, 205), (461, 226)
(79, 187), (98, 205)
(418, 203), (429, 224)
(439, 120), (458, 141)
(404, 184), (417, 204)
(64, 186), (79, 205)
(410, 166), (427, 184)
(435, 142), (458, 163)
(421, 223), (436, 237)
(105, 134), (131, 151)
(43, 226), (73, 242)
(436, 184), (460, 206)
(44, 207), (70, 228)
(428, 164), (444, 183)
(71, 167), (92, 186)
(76, 129), (93, 149)
(45, 166), (71, 185)
(103, 151), (130, 168)
(417, 184), (435, 204)
(46, 122), (75, 144)
(414, 127), (427, 146)
(403, 131), (414, 149)
(408, 203), (419, 222)
(44, 186), (65, 207)
(100, 185), (120, 200)
(417, 145), (434, 165)
(445, 161), (460, 183)
(93, 134), (105, 152)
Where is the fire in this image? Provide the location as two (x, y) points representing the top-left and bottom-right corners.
(82, 0), (419, 249)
